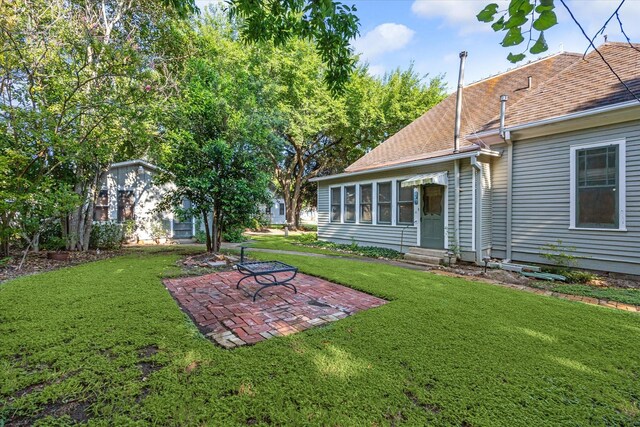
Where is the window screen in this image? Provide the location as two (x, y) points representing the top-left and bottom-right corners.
(397, 181), (414, 225)
(117, 190), (135, 223)
(330, 187), (341, 222)
(377, 182), (392, 224)
(576, 145), (618, 228)
(344, 185), (356, 223)
(93, 189), (109, 221)
(359, 184), (372, 223)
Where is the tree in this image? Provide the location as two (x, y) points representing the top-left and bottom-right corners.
(0, 0), (190, 253)
(477, 0), (635, 63)
(228, 0), (360, 91)
(258, 41), (446, 228)
(157, 15), (271, 252)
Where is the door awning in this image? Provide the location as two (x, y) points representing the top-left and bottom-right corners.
(401, 171), (448, 187)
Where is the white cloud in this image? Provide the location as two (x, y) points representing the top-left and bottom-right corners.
(559, 0), (640, 40)
(411, 0), (508, 34)
(367, 64), (388, 77)
(352, 23), (416, 62)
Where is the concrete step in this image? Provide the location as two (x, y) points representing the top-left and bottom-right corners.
(403, 252), (443, 266)
(406, 247), (447, 258)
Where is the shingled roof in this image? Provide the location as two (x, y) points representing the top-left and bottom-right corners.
(346, 43), (640, 173)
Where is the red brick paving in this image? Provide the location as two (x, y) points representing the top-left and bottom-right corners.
(163, 271), (387, 348)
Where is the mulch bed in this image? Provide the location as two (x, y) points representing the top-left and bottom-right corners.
(0, 250), (122, 283)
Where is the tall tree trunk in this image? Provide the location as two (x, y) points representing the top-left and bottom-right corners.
(211, 206), (219, 253)
(202, 210), (212, 252)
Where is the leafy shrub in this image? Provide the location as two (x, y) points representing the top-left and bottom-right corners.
(39, 221), (66, 251)
(297, 238), (402, 259)
(539, 240), (577, 268)
(542, 266), (598, 284)
(90, 221), (124, 250)
(122, 220), (137, 242)
(563, 270), (598, 284)
(296, 232), (317, 243)
(222, 227), (246, 243)
(194, 230), (207, 244)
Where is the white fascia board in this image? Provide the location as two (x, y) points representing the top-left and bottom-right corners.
(310, 150), (483, 183)
(469, 100), (640, 143)
(110, 159), (160, 171)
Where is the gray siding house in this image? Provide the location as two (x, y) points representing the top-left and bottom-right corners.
(95, 160), (195, 242)
(313, 43), (640, 275)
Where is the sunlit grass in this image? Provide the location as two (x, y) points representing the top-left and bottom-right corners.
(1, 248), (639, 425)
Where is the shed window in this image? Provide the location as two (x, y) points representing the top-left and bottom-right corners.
(397, 181), (414, 225)
(93, 189), (109, 221)
(576, 145), (618, 228)
(377, 182), (392, 224)
(344, 185), (356, 223)
(279, 202), (285, 216)
(330, 187), (341, 222)
(265, 206), (271, 215)
(117, 190), (135, 223)
(359, 184), (372, 223)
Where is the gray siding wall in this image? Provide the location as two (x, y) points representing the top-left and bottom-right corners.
(510, 121), (640, 274)
(317, 161), (462, 253)
(458, 162), (473, 252)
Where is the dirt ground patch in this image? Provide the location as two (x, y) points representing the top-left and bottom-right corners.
(0, 249), (122, 283)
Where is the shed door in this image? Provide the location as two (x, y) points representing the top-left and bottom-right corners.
(420, 185), (445, 249)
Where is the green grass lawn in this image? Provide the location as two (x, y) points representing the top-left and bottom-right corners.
(1, 248), (640, 426)
(537, 283), (640, 307)
(246, 234), (355, 257)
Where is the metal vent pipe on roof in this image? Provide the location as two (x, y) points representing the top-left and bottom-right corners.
(499, 94), (509, 138)
(453, 51), (467, 153)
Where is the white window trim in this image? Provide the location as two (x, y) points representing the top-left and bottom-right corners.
(375, 180), (394, 225)
(569, 138), (626, 231)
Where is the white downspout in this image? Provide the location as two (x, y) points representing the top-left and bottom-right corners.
(499, 94), (513, 262)
(454, 159), (460, 252)
(470, 155), (482, 264)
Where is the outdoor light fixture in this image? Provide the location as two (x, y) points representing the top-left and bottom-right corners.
(483, 257), (491, 273)
(447, 250), (455, 267)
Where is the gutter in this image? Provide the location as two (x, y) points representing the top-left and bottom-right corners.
(470, 99), (640, 142)
(506, 100), (640, 132)
(310, 149), (501, 183)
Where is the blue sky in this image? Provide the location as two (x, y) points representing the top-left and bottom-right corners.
(196, 0), (640, 91)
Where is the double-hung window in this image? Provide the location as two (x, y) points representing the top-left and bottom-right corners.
(344, 185), (356, 223)
(117, 190), (135, 223)
(571, 140), (625, 230)
(377, 182), (392, 224)
(93, 189), (109, 221)
(397, 181), (414, 225)
(330, 187), (341, 222)
(359, 184), (372, 223)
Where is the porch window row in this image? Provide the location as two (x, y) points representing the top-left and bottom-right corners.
(330, 181), (414, 225)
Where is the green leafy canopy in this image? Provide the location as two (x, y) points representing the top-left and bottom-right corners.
(477, 0), (559, 63)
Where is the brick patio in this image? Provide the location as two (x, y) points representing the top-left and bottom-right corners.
(163, 271), (387, 348)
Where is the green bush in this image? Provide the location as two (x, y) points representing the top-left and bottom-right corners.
(39, 221), (66, 251)
(194, 230), (207, 244)
(298, 238), (402, 259)
(90, 221), (124, 250)
(296, 232), (317, 244)
(542, 267), (598, 284)
(222, 227), (246, 243)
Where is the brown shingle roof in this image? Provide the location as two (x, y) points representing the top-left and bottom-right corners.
(346, 43), (640, 173)
(505, 42), (640, 127)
